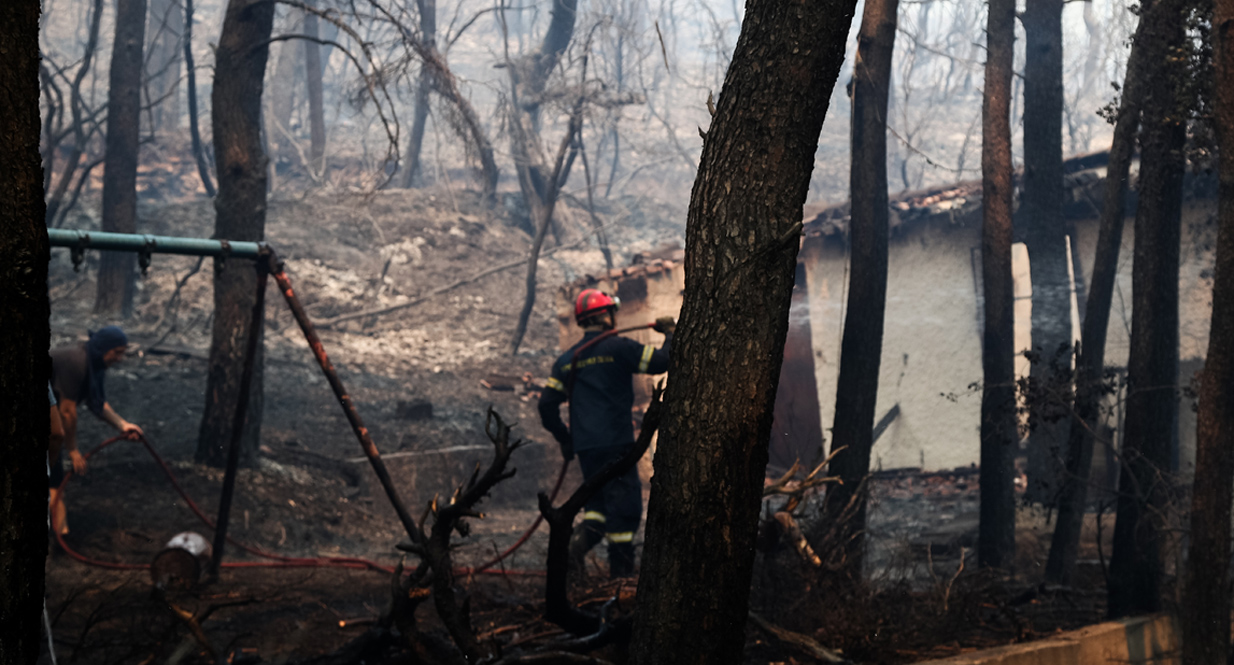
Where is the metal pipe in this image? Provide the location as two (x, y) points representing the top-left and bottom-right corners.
(268, 255), (425, 546)
(206, 253), (269, 581)
(48, 228), (265, 259)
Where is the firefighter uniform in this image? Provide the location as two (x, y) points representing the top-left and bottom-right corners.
(538, 329), (671, 576)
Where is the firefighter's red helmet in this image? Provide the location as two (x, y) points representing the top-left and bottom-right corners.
(574, 288), (620, 323)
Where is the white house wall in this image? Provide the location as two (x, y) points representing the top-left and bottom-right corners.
(804, 200), (1216, 473)
(804, 217), (987, 472)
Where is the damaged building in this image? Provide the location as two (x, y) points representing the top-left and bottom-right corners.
(556, 152), (1218, 488)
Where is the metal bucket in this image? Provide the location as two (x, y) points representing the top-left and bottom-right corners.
(150, 531), (212, 590)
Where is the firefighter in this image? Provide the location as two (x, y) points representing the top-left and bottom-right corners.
(538, 288), (675, 578)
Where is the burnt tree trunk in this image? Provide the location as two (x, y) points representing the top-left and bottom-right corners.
(303, 1), (326, 170)
(825, 0), (898, 577)
(197, 0), (275, 467)
(44, 0), (103, 228)
(506, 0), (578, 240)
(145, 0), (183, 135)
(1107, 0), (1187, 618)
(1044, 10), (1150, 585)
(1021, 0), (1071, 504)
(629, 0), (857, 661)
(978, 0), (1018, 571)
(1180, 3), (1234, 661)
(401, 0), (435, 188)
(0, 1), (51, 661)
(267, 8), (302, 165)
(95, 0), (147, 317)
(184, 0), (216, 197)
(403, 41), (496, 202)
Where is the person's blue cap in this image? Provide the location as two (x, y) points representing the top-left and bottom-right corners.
(87, 326), (128, 355)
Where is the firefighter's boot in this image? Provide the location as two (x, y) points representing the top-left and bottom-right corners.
(568, 522), (604, 575)
(608, 542), (636, 579)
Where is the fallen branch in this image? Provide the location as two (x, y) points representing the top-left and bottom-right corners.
(747, 612), (850, 664)
(772, 512), (821, 567)
(494, 652), (616, 665)
(161, 599), (219, 663)
(763, 447), (845, 513)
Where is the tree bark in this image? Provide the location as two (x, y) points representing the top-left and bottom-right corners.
(1021, 0), (1072, 505)
(1181, 4), (1234, 659)
(0, 1), (51, 662)
(401, 0), (435, 189)
(1106, 0), (1187, 618)
(145, 0), (183, 135)
(184, 0), (216, 197)
(825, 0), (898, 577)
(629, 0), (858, 662)
(1044, 11), (1149, 585)
(303, 0), (326, 170)
(95, 0), (148, 317)
(978, 0), (1018, 571)
(197, 0), (275, 467)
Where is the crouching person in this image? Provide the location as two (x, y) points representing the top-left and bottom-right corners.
(49, 326), (143, 534)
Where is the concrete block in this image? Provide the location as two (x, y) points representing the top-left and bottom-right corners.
(915, 614), (1179, 665)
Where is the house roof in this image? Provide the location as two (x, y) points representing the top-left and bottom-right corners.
(562, 243), (686, 292)
(801, 149), (1114, 239)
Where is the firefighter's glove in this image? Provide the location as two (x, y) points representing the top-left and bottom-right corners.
(559, 437), (575, 462)
(653, 316), (676, 335)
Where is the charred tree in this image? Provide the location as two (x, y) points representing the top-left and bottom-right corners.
(1021, 0), (1071, 504)
(978, 0), (1018, 571)
(1107, 0), (1188, 618)
(1180, 2), (1233, 661)
(197, 0), (276, 467)
(629, 0), (858, 662)
(391, 26), (496, 201)
(825, 0), (898, 576)
(95, 0), (148, 317)
(508, 98), (583, 355)
(268, 8), (303, 166)
(0, 0), (51, 661)
(43, 0), (104, 228)
(184, 0), (216, 197)
(401, 0), (435, 188)
(505, 0), (578, 236)
(145, 0), (183, 135)
(303, 0), (326, 170)
(1044, 11), (1150, 585)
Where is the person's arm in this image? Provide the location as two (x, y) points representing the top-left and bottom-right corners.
(100, 402), (142, 436)
(59, 399), (85, 475)
(537, 377), (574, 461)
(629, 317), (675, 375)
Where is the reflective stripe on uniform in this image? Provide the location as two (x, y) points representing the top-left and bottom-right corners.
(637, 344), (654, 373)
(606, 531), (635, 544)
(545, 377), (565, 392)
(582, 511), (607, 524)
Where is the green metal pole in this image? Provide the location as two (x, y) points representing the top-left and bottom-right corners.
(48, 228), (265, 260)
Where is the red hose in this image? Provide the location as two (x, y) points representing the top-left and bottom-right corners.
(51, 434), (560, 577)
(457, 459), (570, 576)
